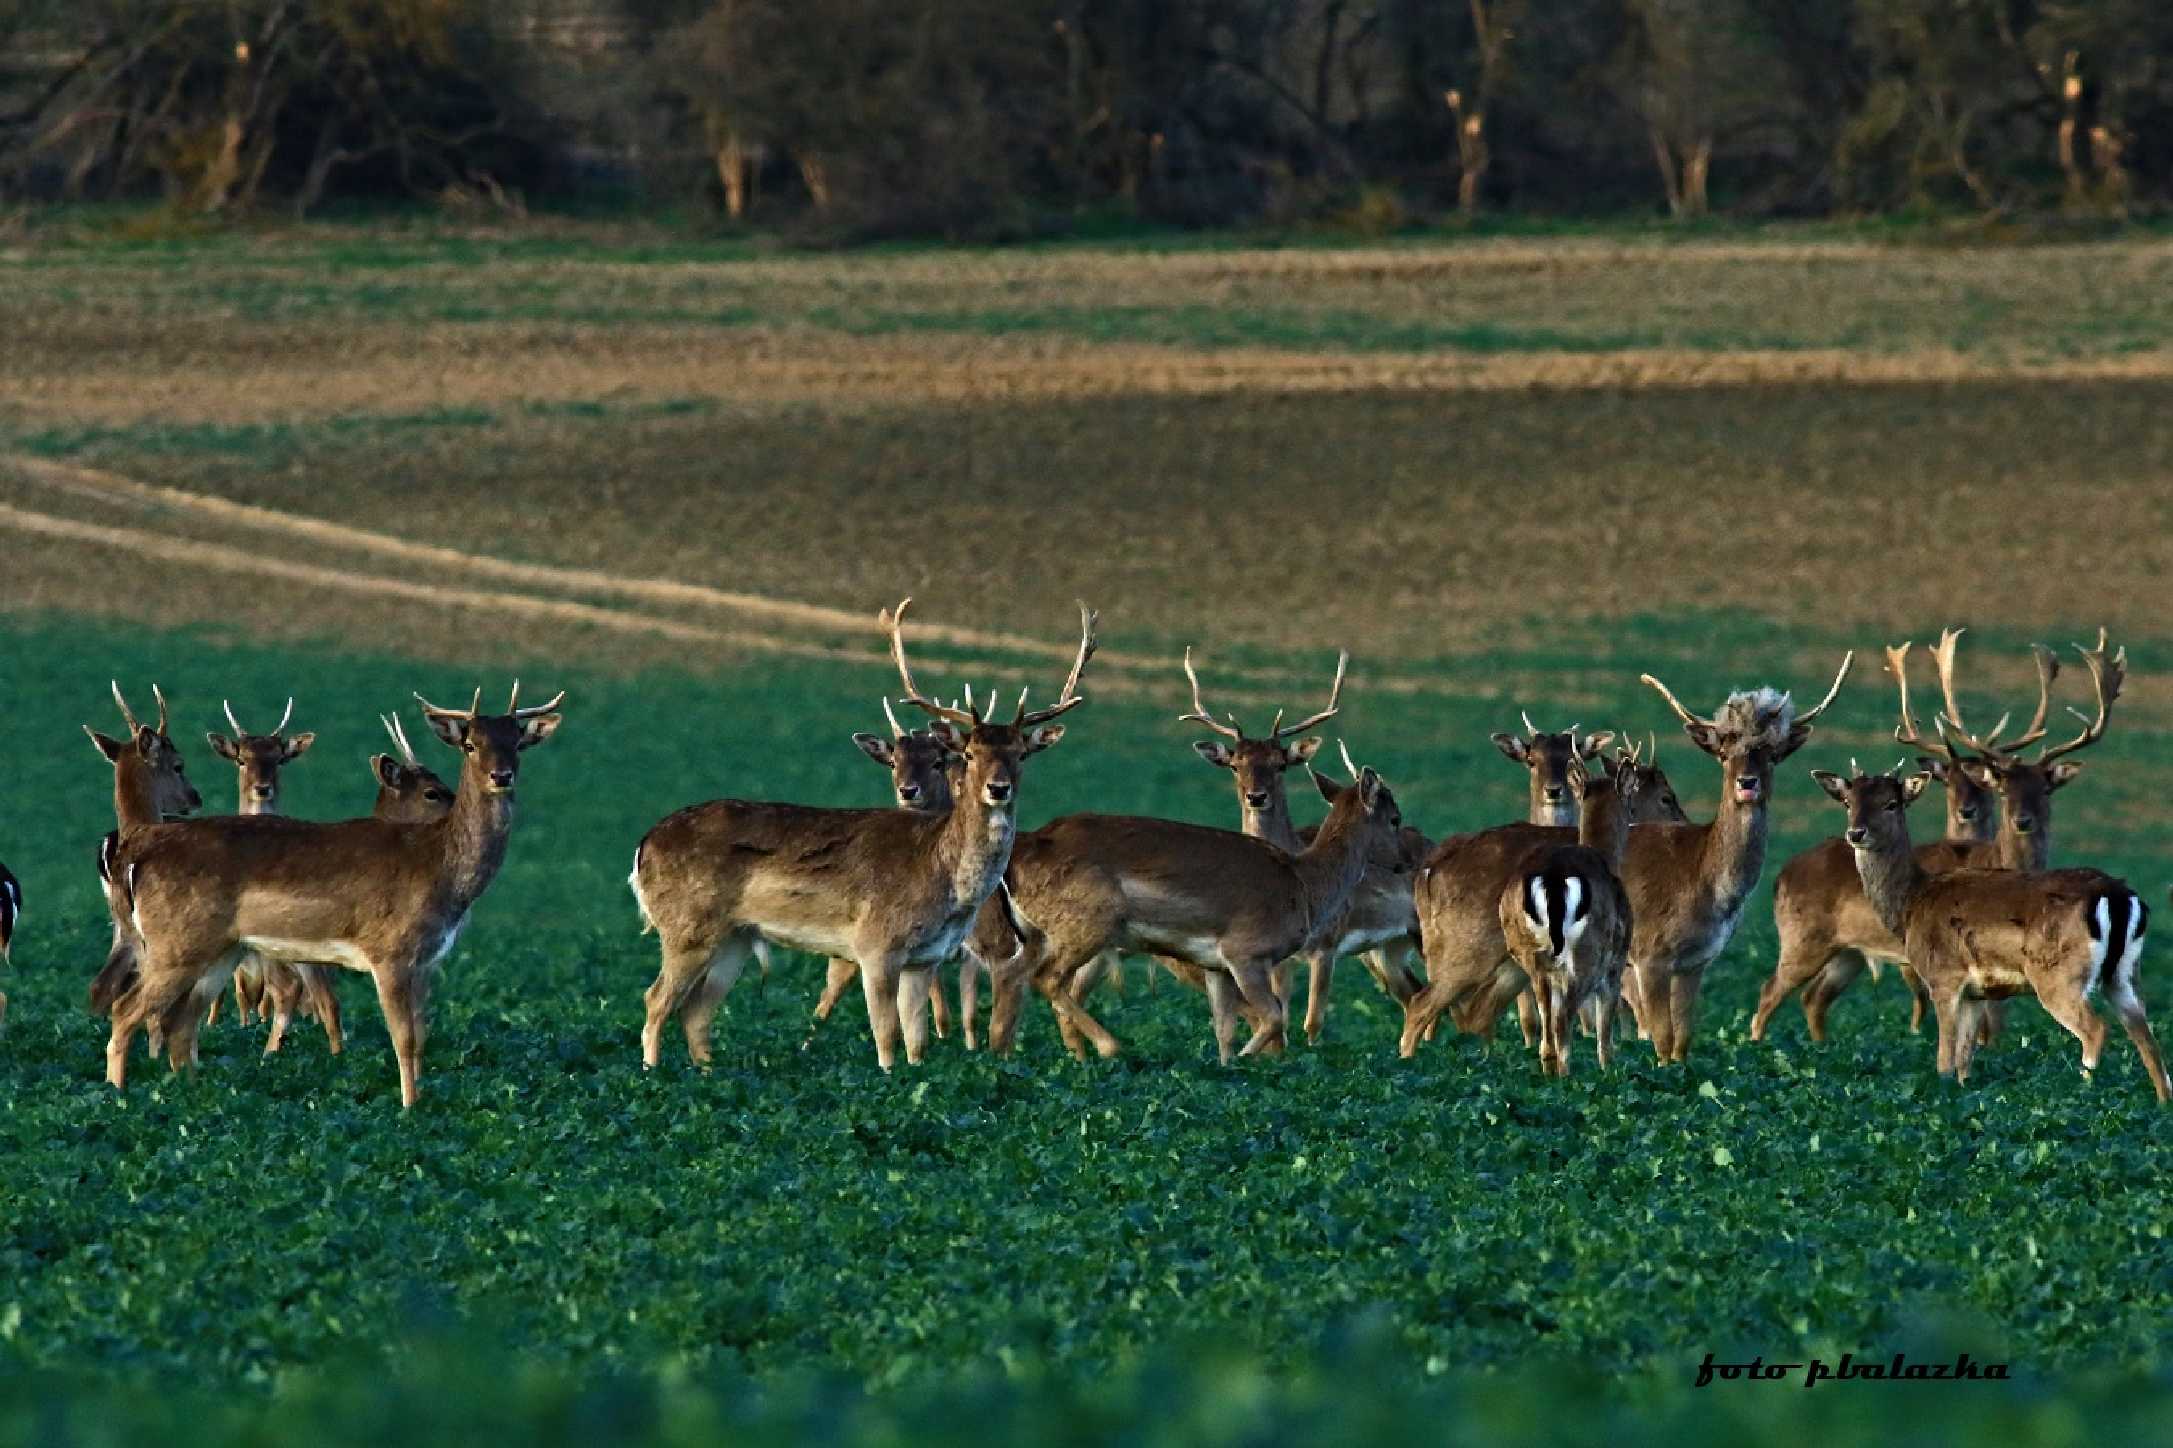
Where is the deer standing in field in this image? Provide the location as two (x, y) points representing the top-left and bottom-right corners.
(100, 683), (565, 1108)
(86, 683), (204, 1020)
(1499, 751), (1636, 1076)
(1755, 631), (2119, 1043)
(1181, 650), (1425, 1040)
(201, 698), (330, 1052)
(633, 600), (1095, 1071)
(980, 745), (1414, 1064)
(1490, 713), (1618, 1045)
(1813, 759), (2164, 1102)
(1401, 737), (1691, 1059)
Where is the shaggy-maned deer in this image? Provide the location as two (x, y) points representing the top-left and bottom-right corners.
(1401, 738), (1691, 1057)
(101, 683), (565, 1108)
(981, 751), (1414, 1063)
(1500, 752), (1635, 1076)
(203, 698), (324, 1050)
(1755, 631), (2119, 1043)
(633, 600), (1095, 1071)
(1813, 760), (2164, 1102)
(1181, 650), (1425, 1040)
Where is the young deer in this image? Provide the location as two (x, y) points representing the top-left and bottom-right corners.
(1756, 631), (2118, 1042)
(1402, 739), (1690, 1058)
(1813, 761), (2164, 1102)
(86, 683), (204, 1019)
(1499, 752), (1634, 1076)
(633, 600), (1095, 1071)
(982, 755), (1413, 1063)
(805, 698), (963, 1043)
(1490, 712), (1617, 1045)
(102, 684), (566, 1108)
(203, 698), (323, 1049)
(1182, 650), (1424, 1039)
(1617, 657), (1852, 1062)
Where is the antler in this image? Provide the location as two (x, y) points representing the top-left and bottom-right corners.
(1640, 672), (1715, 731)
(381, 712), (420, 766)
(1795, 652), (1854, 727)
(1885, 640), (1954, 762)
(1339, 737), (1362, 782)
(223, 697), (296, 738)
(415, 686), (485, 721)
(507, 680), (566, 720)
(110, 680), (141, 733)
(1178, 647), (1244, 741)
(881, 696), (908, 740)
(1271, 649), (1346, 741)
(1927, 627), (2011, 757)
(1016, 601), (1097, 726)
(2037, 628), (2124, 764)
(2004, 644), (2061, 752)
(881, 598), (984, 728)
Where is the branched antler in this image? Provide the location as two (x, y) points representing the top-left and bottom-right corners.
(1178, 647), (1244, 741)
(2038, 628), (2124, 764)
(1017, 602), (1097, 726)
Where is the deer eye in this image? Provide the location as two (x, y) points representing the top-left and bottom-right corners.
(1884, 800), (1903, 812)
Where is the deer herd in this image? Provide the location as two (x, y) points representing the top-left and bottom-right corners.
(9, 602), (2164, 1110)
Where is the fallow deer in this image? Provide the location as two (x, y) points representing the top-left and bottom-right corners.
(1617, 656), (1852, 1062)
(203, 697), (324, 1050)
(1813, 760), (2164, 1102)
(86, 683), (203, 1019)
(1490, 712), (1617, 1045)
(1755, 630), (2118, 1043)
(981, 751), (1414, 1064)
(101, 683), (566, 1108)
(1400, 738), (1691, 1058)
(633, 600), (1095, 1071)
(1182, 650), (1425, 1039)
(1499, 751), (1634, 1076)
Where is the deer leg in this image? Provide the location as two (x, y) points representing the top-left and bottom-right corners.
(1548, 977), (1576, 1078)
(1932, 987), (1963, 1078)
(301, 965), (344, 1055)
(1400, 972), (1466, 1058)
(1230, 959), (1286, 1058)
(1593, 989), (1618, 1072)
(858, 954), (904, 1072)
(1514, 989), (1539, 1048)
(1977, 999), (2006, 1048)
(2107, 983), (2171, 1104)
(1203, 970), (1242, 1065)
(1802, 952), (1867, 1044)
(641, 934), (724, 1069)
(1301, 950), (1335, 1046)
(262, 962), (304, 1056)
(1751, 931), (1832, 1042)
(2034, 981), (2108, 1082)
(928, 966), (952, 1041)
(370, 967), (424, 1110)
(680, 936), (751, 1067)
(897, 967), (934, 1065)
(986, 944), (1038, 1057)
(958, 952), (982, 1051)
(1461, 962), (1529, 1042)
(1041, 953), (1122, 1059)
(808, 957), (859, 1037)
(1898, 963), (1931, 1033)
(1665, 967), (1705, 1063)
(1950, 996), (1990, 1084)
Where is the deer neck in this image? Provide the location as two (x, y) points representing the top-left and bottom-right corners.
(431, 763), (519, 905)
(1292, 804), (1371, 942)
(1694, 785), (1769, 921)
(1577, 792), (1629, 869)
(1241, 786), (1302, 852)
(934, 789), (1016, 912)
(113, 758), (163, 832)
(1852, 827), (1928, 938)
(1997, 816), (2050, 872)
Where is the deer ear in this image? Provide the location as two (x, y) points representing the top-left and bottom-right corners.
(87, 727), (127, 763)
(1810, 769), (1849, 803)
(137, 729), (164, 759)
(1023, 723), (1066, 755)
(1958, 758), (1998, 789)
(424, 713), (470, 749)
(516, 713), (563, 751)
(1684, 721), (1728, 758)
(2044, 761), (2085, 791)
(1191, 739), (1235, 769)
(1358, 766), (1385, 808)
(853, 732), (897, 766)
(1578, 731), (1614, 760)
(372, 754), (404, 789)
(1285, 736), (1324, 765)
(1490, 732), (1530, 764)
(925, 718), (967, 754)
(283, 731), (316, 762)
(1915, 756), (1952, 782)
(206, 732), (240, 763)
(1775, 721), (1818, 763)
(1901, 773), (1931, 803)
(1310, 768), (1341, 803)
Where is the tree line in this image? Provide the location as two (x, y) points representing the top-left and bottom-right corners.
(3, 0), (2169, 236)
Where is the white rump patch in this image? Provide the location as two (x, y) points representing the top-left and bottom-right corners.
(2083, 896), (2114, 995)
(1559, 876), (1589, 961)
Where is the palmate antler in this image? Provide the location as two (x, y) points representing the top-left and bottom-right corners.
(1179, 647), (1347, 744)
(2037, 628), (2124, 765)
(882, 598), (1098, 730)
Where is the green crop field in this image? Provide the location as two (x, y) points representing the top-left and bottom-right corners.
(2, 213), (2172, 1442)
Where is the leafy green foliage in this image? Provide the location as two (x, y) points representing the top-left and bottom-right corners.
(0, 612), (2167, 1426)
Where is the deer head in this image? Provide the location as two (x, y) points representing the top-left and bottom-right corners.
(1642, 654), (1853, 809)
(1181, 646), (1345, 822)
(1492, 712), (1614, 825)
(1603, 733), (1690, 824)
(206, 697), (315, 815)
(86, 681), (201, 820)
(851, 696), (960, 812)
(880, 598), (1094, 812)
(371, 712), (457, 823)
(1812, 758), (1930, 854)
(414, 680), (565, 796)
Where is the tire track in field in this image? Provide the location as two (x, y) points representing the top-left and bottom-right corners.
(0, 455), (1465, 702)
